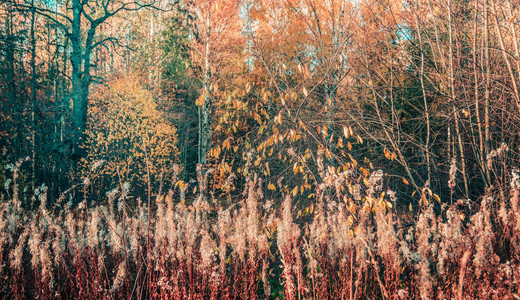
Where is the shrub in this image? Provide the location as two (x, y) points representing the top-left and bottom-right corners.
(81, 76), (180, 198)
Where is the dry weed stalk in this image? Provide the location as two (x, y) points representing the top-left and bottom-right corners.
(1, 158), (520, 298)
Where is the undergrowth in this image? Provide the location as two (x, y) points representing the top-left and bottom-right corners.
(1, 156), (520, 299)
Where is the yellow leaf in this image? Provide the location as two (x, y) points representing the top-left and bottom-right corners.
(303, 87), (308, 97)
(223, 139), (231, 150)
(274, 113), (282, 125)
(254, 112), (262, 124)
(403, 178), (409, 185)
(176, 180), (187, 189)
(384, 148), (391, 160)
(420, 194), (428, 206)
(325, 148), (332, 159)
(391, 152), (397, 160)
(292, 186), (298, 197)
(337, 137), (344, 148)
(214, 146), (221, 158)
(360, 167), (370, 178)
(343, 126), (350, 138)
(322, 126), (328, 138)
(195, 92), (206, 107)
(433, 193), (441, 203)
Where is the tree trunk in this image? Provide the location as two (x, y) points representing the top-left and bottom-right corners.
(30, 1), (37, 190)
(199, 12), (212, 167)
(484, 0), (491, 183)
(69, 0), (94, 160)
(70, 0), (86, 158)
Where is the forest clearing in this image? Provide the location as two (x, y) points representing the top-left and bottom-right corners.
(1, 0), (520, 298)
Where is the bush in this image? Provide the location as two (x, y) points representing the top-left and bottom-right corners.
(81, 76), (180, 198)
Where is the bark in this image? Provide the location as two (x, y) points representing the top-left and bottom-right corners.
(30, 1), (37, 189)
(70, 0), (92, 158)
(199, 10), (212, 167)
(484, 0), (491, 183)
(5, 8), (20, 160)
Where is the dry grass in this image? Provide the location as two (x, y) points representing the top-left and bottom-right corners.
(1, 158), (520, 299)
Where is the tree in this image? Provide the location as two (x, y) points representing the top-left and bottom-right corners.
(160, 11), (200, 180)
(185, 0), (243, 167)
(18, 0), (176, 160)
(81, 75), (179, 198)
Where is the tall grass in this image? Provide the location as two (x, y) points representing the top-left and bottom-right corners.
(1, 157), (520, 299)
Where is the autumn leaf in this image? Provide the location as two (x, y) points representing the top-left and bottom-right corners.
(292, 186), (298, 197)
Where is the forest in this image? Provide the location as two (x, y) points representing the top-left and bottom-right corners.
(1, 0), (520, 298)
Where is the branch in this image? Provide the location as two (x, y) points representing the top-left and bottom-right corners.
(15, 3), (72, 36)
(92, 36), (128, 64)
(96, 0), (177, 26)
(90, 36), (119, 50)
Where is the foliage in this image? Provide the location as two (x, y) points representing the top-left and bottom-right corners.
(81, 76), (179, 197)
(3, 0), (520, 296)
(159, 11), (200, 180)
